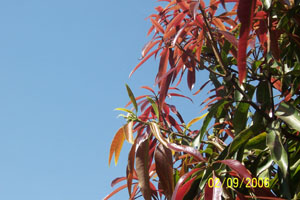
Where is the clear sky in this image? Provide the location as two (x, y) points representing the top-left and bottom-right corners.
(0, 1), (209, 199)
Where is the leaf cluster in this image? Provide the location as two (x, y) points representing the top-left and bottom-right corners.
(106, 0), (300, 199)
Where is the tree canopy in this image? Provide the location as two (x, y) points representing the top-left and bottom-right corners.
(106, 0), (300, 199)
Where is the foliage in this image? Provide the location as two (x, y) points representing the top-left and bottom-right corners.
(106, 0), (300, 199)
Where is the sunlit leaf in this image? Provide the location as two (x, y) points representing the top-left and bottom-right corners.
(109, 126), (126, 166)
(275, 102), (300, 132)
(114, 107), (134, 115)
(186, 112), (208, 129)
(149, 122), (168, 148)
(124, 121), (134, 144)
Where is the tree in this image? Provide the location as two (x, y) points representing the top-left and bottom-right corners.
(106, 0), (300, 199)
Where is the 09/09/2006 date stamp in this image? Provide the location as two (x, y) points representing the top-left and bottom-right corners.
(208, 177), (269, 189)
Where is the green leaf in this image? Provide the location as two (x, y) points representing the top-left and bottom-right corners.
(266, 120), (289, 178)
(227, 126), (256, 158)
(125, 84), (138, 113)
(115, 108), (134, 115)
(233, 84), (255, 134)
(275, 102), (300, 132)
(266, 120), (291, 199)
(146, 96), (159, 120)
(245, 131), (267, 150)
(256, 80), (271, 109)
(193, 100), (228, 149)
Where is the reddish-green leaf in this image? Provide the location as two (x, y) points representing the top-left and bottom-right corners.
(109, 126), (126, 166)
(237, 0), (256, 84)
(135, 137), (151, 200)
(154, 144), (174, 199)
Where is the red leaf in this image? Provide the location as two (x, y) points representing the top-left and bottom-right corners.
(154, 144), (174, 199)
(193, 80), (211, 95)
(142, 40), (160, 57)
(175, 177), (197, 200)
(165, 12), (186, 33)
(212, 17), (226, 31)
(171, 168), (202, 200)
(111, 177), (126, 188)
(130, 48), (161, 77)
(187, 67), (195, 90)
(141, 86), (155, 94)
(150, 18), (165, 34)
(158, 48), (171, 108)
(189, 1), (200, 20)
(237, 0), (256, 84)
(217, 30), (238, 48)
(136, 137), (151, 200)
(167, 143), (205, 162)
(125, 95), (149, 107)
(104, 184), (127, 200)
(168, 93), (193, 102)
(176, 0), (189, 11)
(204, 171), (222, 200)
(157, 48), (170, 84)
(216, 159), (252, 185)
(126, 140), (137, 196)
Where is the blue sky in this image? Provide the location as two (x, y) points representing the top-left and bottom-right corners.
(0, 1), (209, 199)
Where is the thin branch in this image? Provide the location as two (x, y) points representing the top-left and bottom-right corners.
(198, 4), (228, 76)
(175, 43), (226, 77)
